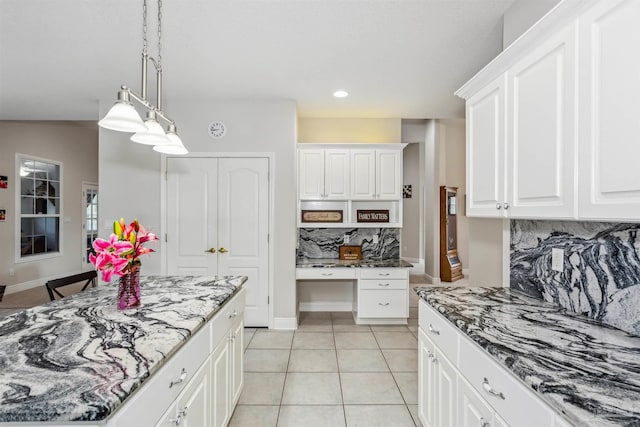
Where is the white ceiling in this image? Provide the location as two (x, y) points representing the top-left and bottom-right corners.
(0, 0), (515, 121)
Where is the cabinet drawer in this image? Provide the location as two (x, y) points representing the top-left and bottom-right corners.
(359, 279), (407, 290)
(418, 300), (459, 363)
(458, 336), (554, 427)
(358, 289), (408, 318)
(296, 268), (357, 280)
(358, 268), (408, 280)
(212, 289), (246, 347)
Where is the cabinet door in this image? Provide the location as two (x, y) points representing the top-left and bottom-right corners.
(350, 150), (376, 199)
(435, 348), (458, 427)
(229, 318), (244, 407)
(458, 376), (494, 427)
(325, 149), (350, 199)
(466, 74), (507, 217)
(418, 329), (437, 427)
(299, 149), (325, 199)
(376, 149), (402, 199)
(578, 0), (640, 220)
(177, 363), (210, 427)
(210, 336), (231, 427)
(507, 26), (577, 219)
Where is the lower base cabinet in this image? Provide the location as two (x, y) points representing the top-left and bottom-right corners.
(110, 289), (245, 427)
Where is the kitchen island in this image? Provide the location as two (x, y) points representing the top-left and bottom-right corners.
(414, 286), (640, 427)
(0, 275), (247, 426)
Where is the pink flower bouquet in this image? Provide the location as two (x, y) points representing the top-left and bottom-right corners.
(90, 218), (158, 282)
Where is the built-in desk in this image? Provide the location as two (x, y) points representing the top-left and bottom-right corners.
(296, 258), (412, 325)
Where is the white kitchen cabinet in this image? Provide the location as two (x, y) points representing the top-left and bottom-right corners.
(229, 316), (244, 407)
(418, 329), (437, 427)
(351, 149), (402, 200)
(506, 26), (577, 219)
(174, 362), (210, 427)
(466, 74), (507, 218)
(458, 375), (494, 427)
(354, 268), (409, 324)
(578, 0), (640, 221)
(210, 333), (231, 427)
(298, 149), (350, 200)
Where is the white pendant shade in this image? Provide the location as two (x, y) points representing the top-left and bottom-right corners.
(98, 101), (146, 133)
(131, 111), (170, 145)
(153, 125), (188, 154)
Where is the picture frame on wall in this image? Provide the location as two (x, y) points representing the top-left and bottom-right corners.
(0, 209), (6, 221)
(0, 175), (7, 189)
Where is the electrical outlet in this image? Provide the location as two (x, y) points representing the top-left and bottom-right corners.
(344, 234), (350, 244)
(373, 234), (379, 244)
(552, 248), (564, 272)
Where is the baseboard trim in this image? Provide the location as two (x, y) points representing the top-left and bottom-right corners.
(424, 273), (441, 286)
(4, 269), (93, 295)
(271, 317), (298, 330)
(298, 302), (353, 312)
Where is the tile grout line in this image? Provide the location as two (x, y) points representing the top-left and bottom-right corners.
(332, 312), (348, 427)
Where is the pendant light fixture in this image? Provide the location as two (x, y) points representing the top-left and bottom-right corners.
(99, 0), (187, 154)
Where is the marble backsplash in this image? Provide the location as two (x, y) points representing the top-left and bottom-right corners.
(298, 228), (400, 260)
(510, 220), (640, 336)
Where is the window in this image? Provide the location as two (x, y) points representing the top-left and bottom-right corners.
(82, 184), (98, 265)
(17, 155), (62, 260)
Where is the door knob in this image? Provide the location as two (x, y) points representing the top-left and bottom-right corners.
(218, 247), (228, 253)
(204, 248), (216, 253)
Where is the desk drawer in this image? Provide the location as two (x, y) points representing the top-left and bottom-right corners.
(359, 279), (407, 290)
(358, 268), (408, 280)
(296, 268), (357, 280)
(358, 289), (408, 318)
(418, 300), (459, 363)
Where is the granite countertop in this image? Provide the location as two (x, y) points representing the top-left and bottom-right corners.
(296, 258), (413, 268)
(0, 275), (247, 423)
(414, 286), (640, 427)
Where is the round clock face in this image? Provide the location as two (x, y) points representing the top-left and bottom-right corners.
(208, 121), (226, 139)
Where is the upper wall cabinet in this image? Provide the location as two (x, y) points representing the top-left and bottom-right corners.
(298, 149), (350, 200)
(458, 0), (638, 222)
(578, 0), (640, 221)
(351, 149), (402, 200)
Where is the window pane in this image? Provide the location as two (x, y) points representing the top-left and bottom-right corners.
(21, 177), (34, 195)
(48, 164), (60, 181)
(35, 198), (47, 215)
(47, 198), (59, 214)
(49, 181), (59, 198)
(46, 218), (59, 252)
(21, 197), (34, 215)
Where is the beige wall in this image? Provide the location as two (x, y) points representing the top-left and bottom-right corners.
(298, 118), (401, 143)
(0, 121), (98, 291)
(468, 218), (506, 286)
(401, 143), (420, 260)
(423, 120), (439, 280)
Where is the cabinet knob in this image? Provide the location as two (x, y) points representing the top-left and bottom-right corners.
(204, 247), (216, 253)
(503, 202), (510, 210)
(218, 247), (228, 253)
(495, 203), (502, 210)
(428, 324), (440, 335)
(482, 377), (505, 400)
(229, 309), (238, 319)
(169, 368), (187, 388)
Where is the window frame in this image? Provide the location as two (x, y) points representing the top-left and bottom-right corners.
(82, 182), (99, 266)
(14, 153), (64, 263)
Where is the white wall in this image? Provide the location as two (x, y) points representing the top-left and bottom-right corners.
(503, 0), (561, 49)
(99, 99), (297, 325)
(0, 121), (98, 291)
(423, 120), (440, 281)
(298, 118), (401, 143)
(401, 143), (420, 260)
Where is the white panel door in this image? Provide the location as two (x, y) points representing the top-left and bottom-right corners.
(229, 318), (244, 406)
(376, 149), (402, 199)
(466, 74), (507, 217)
(435, 348), (458, 427)
(167, 157), (270, 327)
(418, 329), (436, 427)
(578, 0), (640, 221)
(298, 149), (325, 199)
(350, 150), (376, 199)
(458, 376), (494, 427)
(217, 158), (270, 327)
(166, 158), (218, 276)
(507, 26), (577, 219)
(324, 149), (350, 199)
(177, 363), (210, 427)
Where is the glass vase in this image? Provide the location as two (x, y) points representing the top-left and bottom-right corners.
(118, 265), (141, 310)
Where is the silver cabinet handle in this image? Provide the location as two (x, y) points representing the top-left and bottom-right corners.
(378, 273), (390, 276)
(480, 417), (491, 427)
(321, 272), (333, 276)
(378, 283), (390, 287)
(496, 203), (502, 210)
(229, 309), (238, 318)
(482, 378), (505, 400)
(378, 302), (390, 306)
(427, 351), (434, 359)
(169, 368), (187, 388)
(503, 202), (510, 210)
(171, 406), (188, 425)
(428, 324), (440, 335)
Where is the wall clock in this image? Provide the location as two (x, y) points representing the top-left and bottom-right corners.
(208, 121), (226, 139)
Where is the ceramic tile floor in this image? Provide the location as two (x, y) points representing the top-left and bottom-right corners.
(230, 290), (423, 427)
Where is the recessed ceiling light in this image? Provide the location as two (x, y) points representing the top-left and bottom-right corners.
(333, 90), (349, 98)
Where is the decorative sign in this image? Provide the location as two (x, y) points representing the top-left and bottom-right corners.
(301, 210), (343, 223)
(0, 175), (7, 189)
(339, 245), (362, 260)
(403, 184), (412, 198)
(356, 209), (390, 223)
(0, 209), (5, 222)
